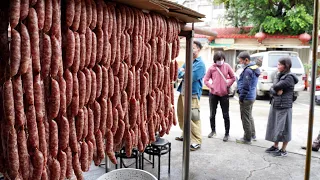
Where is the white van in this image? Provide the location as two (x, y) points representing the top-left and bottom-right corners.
(250, 51), (306, 101)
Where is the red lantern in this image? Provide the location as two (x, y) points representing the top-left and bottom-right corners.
(298, 33), (311, 44)
(254, 32), (267, 43)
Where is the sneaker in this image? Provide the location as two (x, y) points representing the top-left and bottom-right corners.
(175, 136), (183, 141)
(208, 131), (216, 138)
(236, 138), (252, 145)
(252, 135), (257, 141)
(223, 135), (229, 142)
(265, 146), (279, 153)
(190, 144), (201, 151)
(301, 146), (319, 152)
(273, 149), (288, 157)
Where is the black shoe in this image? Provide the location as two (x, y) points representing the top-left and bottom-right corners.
(301, 146), (319, 151)
(190, 144), (201, 151)
(208, 131), (216, 138)
(223, 135), (229, 142)
(175, 136), (183, 141)
(273, 149), (288, 157)
(265, 146), (279, 153)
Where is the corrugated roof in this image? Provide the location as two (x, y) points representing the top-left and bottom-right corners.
(111, 0), (205, 23)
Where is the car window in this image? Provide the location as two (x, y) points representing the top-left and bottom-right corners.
(251, 56), (263, 67)
(268, 55), (302, 68)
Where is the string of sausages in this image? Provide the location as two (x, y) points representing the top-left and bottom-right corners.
(0, 0), (180, 179)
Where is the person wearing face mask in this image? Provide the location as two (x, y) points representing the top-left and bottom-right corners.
(175, 41), (206, 151)
(236, 51), (261, 144)
(265, 57), (298, 157)
(204, 51), (236, 142)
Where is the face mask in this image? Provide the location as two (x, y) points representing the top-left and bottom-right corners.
(216, 60), (224, 66)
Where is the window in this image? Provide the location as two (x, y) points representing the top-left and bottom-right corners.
(268, 55), (302, 68)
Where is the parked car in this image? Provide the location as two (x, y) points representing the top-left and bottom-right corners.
(250, 51), (306, 101)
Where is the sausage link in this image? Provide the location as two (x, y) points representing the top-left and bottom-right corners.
(71, 0), (81, 31)
(49, 120), (59, 158)
(105, 129), (114, 154)
(121, 91), (128, 117)
(96, 28), (104, 64)
(100, 98), (107, 137)
(64, 69), (73, 107)
(79, 0), (87, 34)
(12, 76), (25, 127)
(10, 0), (20, 28)
(94, 65), (102, 98)
(101, 31), (109, 66)
(30, 0), (37, 6)
(112, 76), (120, 107)
(86, 0), (92, 27)
(66, 0), (75, 27)
(118, 63), (125, 91)
(58, 150), (67, 180)
(21, 0), (29, 20)
(36, 0), (45, 30)
(48, 79), (60, 120)
(58, 76), (67, 115)
(82, 106), (88, 139)
(50, 158), (61, 180)
(66, 147), (73, 179)
(83, 68), (92, 105)
(106, 99), (113, 130)
(58, 115), (69, 151)
(111, 107), (118, 135)
(87, 107), (94, 141)
(116, 104), (124, 122)
(100, 66), (109, 99)
(52, 0), (60, 36)
(174, 59), (179, 81)
(10, 29), (21, 77)
(41, 33), (51, 78)
(89, 69), (97, 104)
(87, 140), (94, 168)
(79, 34), (86, 71)
(65, 29), (75, 69)
(26, 105), (39, 149)
(7, 128), (19, 179)
(71, 32), (80, 73)
(96, 0), (104, 29)
(85, 27), (92, 67)
(28, 8), (41, 72)
(73, 153), (84, 180)
(43, 0), (52, 32)
(20, 23), (32, 75)
(125, 130), (132, 157)
(129, 98), (137, 128)
(114, 119), (125, 145)
(90, 0), (97, 29)
(77, 71), (86, 109)
(102, 4), (110, 39)
(108, 68), (114, 98)
(76, 108), (84, 141)
(71, 73), (79, 116)
(124, 33), (131, 67)
(4, 79), (15, 127)
(95, 130), (105, 164)
(93, 101), (101, 133)
(80, 141), (89, 171)
(31, 149), (44, 180)
(34, 74), (45, 122)
(51, 36), (62, 77)
(88, 31), (97, 68)
(68, 117), (78, 153)
(17, 128), (30, 180)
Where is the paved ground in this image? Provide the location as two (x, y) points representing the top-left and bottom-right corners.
(84, 90), (320, 180)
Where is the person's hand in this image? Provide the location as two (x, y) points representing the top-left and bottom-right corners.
(277, 90), (283, 96)
(180, 68), (185, 72)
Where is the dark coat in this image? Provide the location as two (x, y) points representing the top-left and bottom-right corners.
(270, 72), (299, 109)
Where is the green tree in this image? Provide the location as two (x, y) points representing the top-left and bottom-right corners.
(214, 0), (314, 35)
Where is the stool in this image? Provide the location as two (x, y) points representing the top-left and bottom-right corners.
(143, 137), (171, 180)
(115, 147), (141, 169)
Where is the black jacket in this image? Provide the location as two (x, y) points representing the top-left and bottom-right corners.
(270, 72), (299, 109)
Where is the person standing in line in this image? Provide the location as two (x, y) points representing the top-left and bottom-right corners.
(175, 41), (206, 151)
(236, 51), (261, 144)
(204, 51), (235, 142)
(265, 57), (298, 156)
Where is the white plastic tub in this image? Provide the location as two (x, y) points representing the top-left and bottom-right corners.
(97, 168), (157, 180)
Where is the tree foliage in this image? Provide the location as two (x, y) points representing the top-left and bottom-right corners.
(214, 0), (314, 35)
